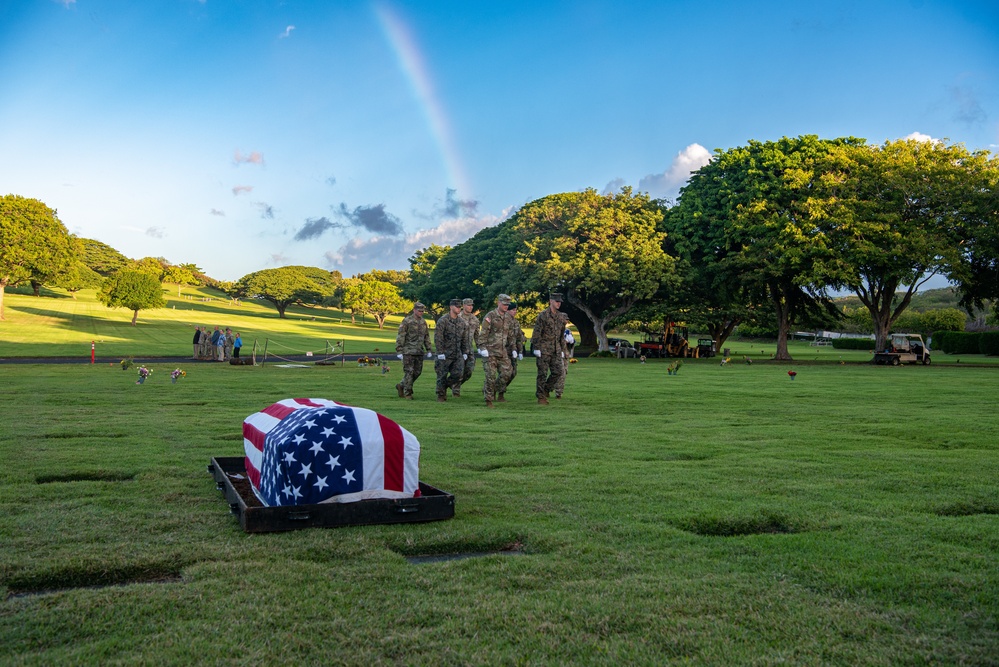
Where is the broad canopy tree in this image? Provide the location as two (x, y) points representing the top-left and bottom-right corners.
(513, 187), (677, 352)
(233, 267), (322, 318)
(673, 136), (854, 361)
(97, 269), (167, 325)
(340, 277), (409, 329)
(0, 195), (77, 320)
(822, 138), (983, 351)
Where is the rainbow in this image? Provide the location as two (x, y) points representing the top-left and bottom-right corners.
(374, 2), (472, 201)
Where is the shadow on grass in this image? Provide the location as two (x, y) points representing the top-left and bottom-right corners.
(35, 471), (137, 484)
(678, 512), (805, 537)
(934, 500), (999, 517)
(5, 561), (187, 598)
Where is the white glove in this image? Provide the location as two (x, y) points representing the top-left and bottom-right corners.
(511, 351), (517, 359)
(437, 354), (445, 360)
(396, 354), (403, 360)
(462, 354), (468, 360)
(561, 352), (565, 358)
(518, 353), (523, 361)
(533, 350), (541, 358)
(426, 352), (433, 359)
(479, 348), (489, 358)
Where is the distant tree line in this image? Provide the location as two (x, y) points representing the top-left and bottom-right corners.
(4, 136), (998, 352)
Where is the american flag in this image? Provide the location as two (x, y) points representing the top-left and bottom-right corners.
(243, 398), (420, 506)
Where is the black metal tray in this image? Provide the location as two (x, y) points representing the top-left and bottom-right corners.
(208, 456), (455, 533)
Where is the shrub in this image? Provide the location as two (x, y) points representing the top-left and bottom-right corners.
(940, 332), (985, 355)
(831, 338), (876, 350)
(931, 330), (950, 352)
(980, 331), (999, 356)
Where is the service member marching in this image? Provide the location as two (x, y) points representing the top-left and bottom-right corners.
(434, 299), (469, 402)
(395, 302), (432, 399)
(457, 298), (480, 396)
(531, 292), (567, 405)
(506, 302), (526, 387)
(553, 312), (571, 399)
(479, 294), (514, 407)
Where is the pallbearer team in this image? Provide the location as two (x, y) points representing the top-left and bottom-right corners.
(395, 293), (570, 406)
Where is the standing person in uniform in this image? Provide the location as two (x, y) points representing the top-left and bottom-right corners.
(456, 298), (480, 396)
(224, 327), (235, 361)
(192, 326), (201, 359)
(479, 294), (513, 407)
(554, 313), (571, 399)
(395, 302), (432, 399)
(506, 302), (526, 388)
(434, 299), (468, 402)
(530, 293), (567, 405)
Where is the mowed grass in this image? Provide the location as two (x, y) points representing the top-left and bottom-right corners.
(1, 359), (997, 665)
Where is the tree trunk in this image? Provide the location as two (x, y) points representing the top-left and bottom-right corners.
(31, 280), (41, 297)
(276, 304), (287, 318)
(707, 318), (741, 356)
(131, 309), (139, 326)
(375, 313), (386, 329)
(772, 293), (793, 361)
(0, 278), (8, 319)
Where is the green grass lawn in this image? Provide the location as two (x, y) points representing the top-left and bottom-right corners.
(1, 357), (997, 664)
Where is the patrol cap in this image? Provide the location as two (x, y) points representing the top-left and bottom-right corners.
(549, 292), (563, 301)
(462, 298), (474, 305)
(449, 299), (462, 307)
(414, 302), (426, 310)
(497, 293), (512, 304)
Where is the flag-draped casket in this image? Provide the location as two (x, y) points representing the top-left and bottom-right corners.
(243, 398), (420, 506)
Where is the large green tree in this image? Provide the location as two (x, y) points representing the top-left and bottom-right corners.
(423, 224), (522, 309)
(674, 136), (853, 360)
(232, 267), (322, 318)
(80, 238), (131, 276)
(403, 244), (451, 317)
(341, 278), (409, 329)
(512, 188), (676, 351)
(823, 139), (982, 350)
(0, 195), (77, 320)
(952, 151), (999, 318)
(97, 269), (167, 325)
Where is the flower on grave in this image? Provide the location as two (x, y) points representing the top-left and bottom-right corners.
(137, 366), (152, 378)
(171, 368), (186, 380)
(788, 369), (797, 379)
(381, 365), (390, 374)
(569, 358), (578, 364)
(120, 358), (134, 371)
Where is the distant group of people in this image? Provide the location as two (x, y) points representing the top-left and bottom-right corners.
(394, 293), (573, 407)
(192, 326), (242, 361)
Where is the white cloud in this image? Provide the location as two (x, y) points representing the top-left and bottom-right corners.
(903, 132), (937, 143)
(279, 25), (296, 39)
(323, 208), (513, 275)
(637, 143), (712, 199)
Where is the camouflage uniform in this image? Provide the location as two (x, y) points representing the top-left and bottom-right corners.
(458, 308), (480, 391)
(434, 313), (468, 398)
(395, 312), (431, 397)
(506, 311), (527, 386)
(553, 314), (571, 398)
(531, 307), (566, 400)
(479, 307), (512, 402)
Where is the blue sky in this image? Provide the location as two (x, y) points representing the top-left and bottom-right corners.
(1, 0), (997, 282)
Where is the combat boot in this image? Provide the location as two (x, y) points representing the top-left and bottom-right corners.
(437, 396), (446, 403)
(537, 397), (549, 405)
(497, 393), (506, 403)
(485, 400), (494, 408)
(395, 383), (404, 398)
